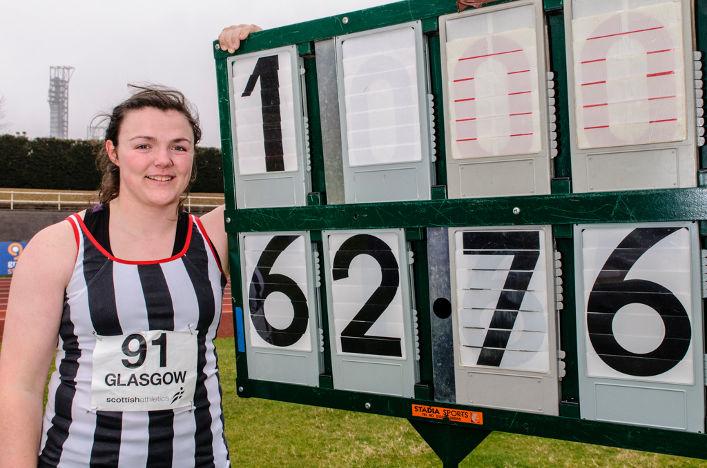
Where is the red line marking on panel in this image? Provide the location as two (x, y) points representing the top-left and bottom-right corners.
(456, 118), (477, 122)
(510, 133), (533, 137)
(647, 71), (675, 78)
(587, 26), (664, 41)
(581, 58), (606, 64)
(456, 138), (478, 142)
(454, 77), (475, 82)
(454, 98), (476, 102)
(581, 80), (607, 87)
(585, 125), (610, 130)
(648, 95), (677, 101)
(584, 103), (608, 108)
(508, 69), (530, 75)
(650, 118), (678, 123)
(647, 48), (674, 55)
(508, 91), (531, 95)
(509, 112), (533, 116)
(459, 49), (523, 61)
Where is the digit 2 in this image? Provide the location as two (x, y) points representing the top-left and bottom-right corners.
(241, 55), (285, 172)
(249, 235), (309, 347)
(587, 227), (691, 376)
(462, 231), (540, 366)
(332, 234), (402, 357)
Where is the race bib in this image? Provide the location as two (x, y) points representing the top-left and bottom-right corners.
(91, 330), (197, 411)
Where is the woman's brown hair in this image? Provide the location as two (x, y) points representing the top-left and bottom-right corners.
(96, 84), (202, 208)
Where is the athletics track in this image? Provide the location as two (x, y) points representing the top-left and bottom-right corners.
(0, 276), (235, 339)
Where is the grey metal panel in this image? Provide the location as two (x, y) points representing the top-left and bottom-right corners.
(426, 227), (456, 403)
(322, 229), (418, 397)
(315, 39), (345, 205)
(574, 222), (705, 432)
(564, 0), (698, 192)
(239, 232), (321, 387)
(449, 225), (560, 415)
(335, 22), (434, 204)
(228, 45), (312, 208)
(440, 0), (553, 199)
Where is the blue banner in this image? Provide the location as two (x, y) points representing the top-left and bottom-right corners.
(1, 242), (27, 275)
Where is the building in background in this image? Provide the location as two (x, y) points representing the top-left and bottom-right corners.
(48, 66), (74, 139)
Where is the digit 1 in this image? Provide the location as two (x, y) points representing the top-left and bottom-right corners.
(151, 332), (167, 367)
(462, 231), (540, 367)
(242, 55), (285, 172)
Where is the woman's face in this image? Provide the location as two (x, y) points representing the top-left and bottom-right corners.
(106, 107), (195, 210)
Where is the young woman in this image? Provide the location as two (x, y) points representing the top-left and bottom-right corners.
(0, 86), (229, 467)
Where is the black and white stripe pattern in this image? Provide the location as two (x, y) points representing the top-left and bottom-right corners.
(39, 214), (229, 467)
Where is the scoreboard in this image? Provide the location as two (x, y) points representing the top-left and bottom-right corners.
(214, 0), (707, 463)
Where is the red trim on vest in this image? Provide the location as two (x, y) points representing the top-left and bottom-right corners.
(193, 215), (226, 277)
(67, 214), (81, 263)
(74, 213), (193, 265)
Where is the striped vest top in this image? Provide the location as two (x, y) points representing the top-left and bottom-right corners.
(38, 208), (230, 467)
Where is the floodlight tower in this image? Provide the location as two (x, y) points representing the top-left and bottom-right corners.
(48, 66), (75, 139)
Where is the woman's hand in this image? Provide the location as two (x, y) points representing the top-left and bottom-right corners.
(218, 24), (262, 53)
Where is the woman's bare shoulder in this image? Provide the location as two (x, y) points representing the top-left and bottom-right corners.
(18, 215), (81, 280)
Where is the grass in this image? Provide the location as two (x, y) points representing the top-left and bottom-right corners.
(8, 338), (703, 466)
(215, 338), (706, 467)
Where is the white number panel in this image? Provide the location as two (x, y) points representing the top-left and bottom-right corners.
(440, 0), (553, 198)
(322, 229), (418, 397)
(229, 45), (311, 207)
(565, 0), (699, 192)
(450, 226), (559, 415)
(240, 232), (321, 386)
(574, 223), (704, 432)
(336, 22), (433, 203)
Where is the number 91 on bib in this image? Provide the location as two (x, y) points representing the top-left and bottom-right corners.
(91, 330), (197, 412)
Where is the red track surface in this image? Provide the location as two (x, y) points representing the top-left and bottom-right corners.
(0, 276), (235, 339)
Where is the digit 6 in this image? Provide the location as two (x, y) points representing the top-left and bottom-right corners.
(249, 235), (309, 347)
(587, 227), (691, 376)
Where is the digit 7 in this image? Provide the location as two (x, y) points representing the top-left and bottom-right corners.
(462, 231), (540, 366)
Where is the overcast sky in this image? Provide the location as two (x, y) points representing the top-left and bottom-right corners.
(0, 0), (394, 147)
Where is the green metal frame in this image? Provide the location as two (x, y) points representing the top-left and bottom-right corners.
(213, 0), (707, 463)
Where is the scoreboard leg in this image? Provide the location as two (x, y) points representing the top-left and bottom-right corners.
(409, 419), (491, 468)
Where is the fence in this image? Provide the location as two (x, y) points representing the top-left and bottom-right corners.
(0, 189), (224, 212)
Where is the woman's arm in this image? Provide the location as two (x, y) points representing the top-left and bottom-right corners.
(0, 220), (77, 467)
(200, 205), (229, 276)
